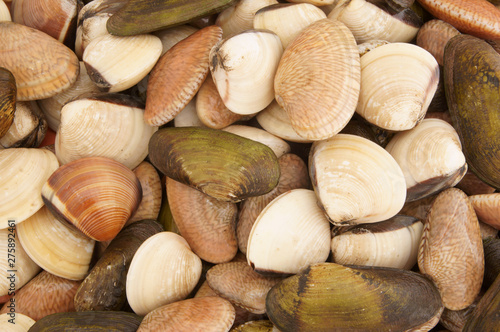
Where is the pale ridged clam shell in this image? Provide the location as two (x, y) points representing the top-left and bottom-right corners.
(153, 24), (198, 55)
(41, 156), (142, 242)
(55, 93), (157, 170)
(0, 227), (41, 297)
(416, 19), (461, 66)
(173, 98), (206, 128)
(16, 206), (95, 280)
(0, 22), (80, 101)
(210, 29), (283, 115)
(126, 232), (202, 316)
(274, 18), (360, 141)
(83, 33), (162, 93)
(0, 148), (59, 227)
(0, 1), (11, 21)
(247, 189), (331, 275)
(309, 134), (407, 225)
(222, 125), (290, 158)
(0, 313), (34, 331)
(356, 42), (440, 131)
(469, 193), (500, 230)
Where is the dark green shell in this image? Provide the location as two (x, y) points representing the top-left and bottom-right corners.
(28, 311), (142, 331)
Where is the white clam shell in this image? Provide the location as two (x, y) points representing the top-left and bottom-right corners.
(0, 1), (11, 22)
(309, 134), (407, 225)
(246, 189), (331, 274)
(0, 312), (35, 331)
(126, 232), (202, 316)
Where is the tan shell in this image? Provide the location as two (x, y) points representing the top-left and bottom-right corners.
(0, 313), (35, 331)
(0, 148), (59, 227)
(16, 206), (95, 280)
(173, 98), (205, 128)
(0, 101), (47, 149)
(0, 227), (41, 297)
(126, 232), (202, 316)
(247, 189), (331, 275)
(469, 193), (500, 230)
(0, 21), (80, 101)
(206, 262), (281, 314)
(416, 19), (461, 66)
(153, 24), (198, 55)
(127, 162), (162, 225)
(0, 1), (11, 21)
(222, 125), (290, 158)
(309, 134), (407, 225)
(167, 177), (238, 264)
(418, 188), (484, 310)
(138, 296), (235, 332)
(356, 42), (440, 131)
(274, 18), (360, 141)
(41, 156), (142, 242)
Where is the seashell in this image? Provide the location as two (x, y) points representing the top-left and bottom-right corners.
(309, 134), (407, 225)
(247, 189), (331, 275)
(153, 25), (198, 55)
(106, 0), (236, 36)
(0, 313), (35, 331)
(0, 101), (47, 149)
(55, 93), (157, 170)
(416, 19), (460, 66)
(0, 227), (41, 298)
(145, 25), (222, 126)
(400, 194), (437, 221)
(0, 148), (59, 227)
(173, 98), (206, 128)
(330, 215), (423, 269)
(456, 170), (496, 196)
(469, 193), (500, 230)
(479, 220), (499, 240)
(357, 39), (390, 56)
(167, 177), (238, 264)
(274, 19), (359, 141)
(148, 127), (280, 203)
(444, 34), (500, 189)
(328, 0), (422, 44)
(222, 125), (290, 158)
(74, 220), (163, 311)
(356, 42), (440, 131)
(417, 0), (500, 40)
(231, 320), (275, 331)
(0, 22), (80, 101)
(418, 188), (484, 310)
(11, 0), (79, 46)
(126, 231), (202, 316)
(38, 62), (101, 131)
(483, 237), (500, 289)
(138, 296), (235, 332)
(0, 67), (15, 139)
(440, 295), (479, 332)
(462, 273), (500, 332)
(0, 1), (11, 21)
(83, 33), (162, 93)
(216, 0), (278, 38)
(288, 0), (336, 5)
(41, 156), (142, 242)
(266, 262), (443, 331)
(127, 162), (162, 225)
(210, 29), (283, 115)
(255, 100), (313, 143)
(206, 262), (281, 314)
(237, 153), (310, 254)
(385, 118), (467, 201)
(0, 270), (80, 321)
(28, 311), (142, 331)
(254, 3), (326, 49)
(339, 113), (379, 143)
(16, 206), (95, 280)
(196, 73), (244, 129)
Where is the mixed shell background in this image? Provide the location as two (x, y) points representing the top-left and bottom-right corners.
(0, 0), (500, 331)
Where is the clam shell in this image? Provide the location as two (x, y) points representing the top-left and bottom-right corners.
(356, 42), (440, 131)
(0, 1), (11, 21)
(416, 19), (460, 66)
(173, 98), (205, 128)
(41, 156), (142, 242)
(83, 33), (162, 93)
(462, 273), (500, 332)
(418, 188), (484, 310)
(309, 134), (407, 225)
(138, 296), (235, 332)
(0, 67), (16, 139)
(55, 93), (157, 169)
(127, 162), (162, 225)
(0, 21), (80, 101)
(148, 127), (280, 203)
(145, 25), (222, 126)
(469, 193), (500, 230)
(0, 270), (79, 321)
(0, 148), (59, 227)
(222, 125), (290, 158)
(274, 18), (360, 140)
(0, 101), (47, 149)
(16, 206), (95, 280)
(153, 24), (198, 55)
(266, 262), (443, 331)
(210, 29), (283, 115)
(0, 313), (34, 331)
(126, 232), (202, 316)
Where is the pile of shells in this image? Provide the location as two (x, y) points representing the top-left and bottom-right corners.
(1, 0), (499, 331)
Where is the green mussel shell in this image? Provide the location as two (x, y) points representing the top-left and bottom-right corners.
(28, 311), (142, 331)
(148, 127), (280, 203)
(106, 0), (236, 36)
(0, 67), (16, 139)
(444, 34), (500, 189)
(266, 262), (443, 331)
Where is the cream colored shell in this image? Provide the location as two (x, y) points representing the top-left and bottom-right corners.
(0, 148), (59, 227)
(0, 313), (35, 331)
(0, 1), (11, 21)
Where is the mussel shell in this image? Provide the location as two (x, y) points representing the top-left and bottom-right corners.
(483, 237), (500, 289)
(148, 127), (280, 203)
(266, 262), (443, 331)
(462, 273), (500, 331)
(0, 67), (16, 139)
(28, 311), (142, 331)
